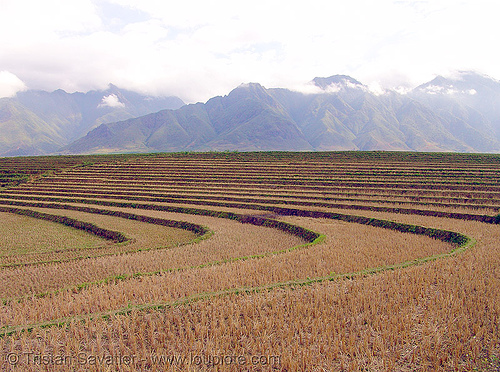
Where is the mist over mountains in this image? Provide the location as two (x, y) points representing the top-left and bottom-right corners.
(0, 85), (184, 156)
(2, 71), (500, 156)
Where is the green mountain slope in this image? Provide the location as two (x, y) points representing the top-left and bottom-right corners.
(0, 86), (184, 156)
(0, 100), (65, 155)
(62, 75), (500, 154)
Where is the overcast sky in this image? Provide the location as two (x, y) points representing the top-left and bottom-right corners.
(0, 0), (499, 102)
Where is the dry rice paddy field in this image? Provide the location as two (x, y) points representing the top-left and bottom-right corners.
(0, 151), (499, 371)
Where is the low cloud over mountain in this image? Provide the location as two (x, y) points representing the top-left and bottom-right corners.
(62, 72), (500, 155)
(0, 85), (184, 156)
(2, 72), (500, 156)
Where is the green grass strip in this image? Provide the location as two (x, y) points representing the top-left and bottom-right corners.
(0, 232), (473, 338)
(0, 202), (318, 303)
(17, 232), (323, 305)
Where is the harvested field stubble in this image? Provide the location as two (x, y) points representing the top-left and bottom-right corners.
(0, 218), (453, 332)
(0, 211), (108, 257)
(0, 206), (308, 299)
(0, 151), (499, 371)
(4, 187), (500, 213)
(0, 206), (201, 268)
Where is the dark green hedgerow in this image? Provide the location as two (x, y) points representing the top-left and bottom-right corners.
(0, 206), (127, 243)
(236, 215), (320, 242)
(53, 169), (500, 185)
(5, 188), (499, 211)
(0, 193), (498, 224)
(33, 174), (500, 191)
(0, 198), (471, 247)
(56, 165), (500, 178)
(0, 200), (319, 244)
(16, 184), (500, 206)
(0, 204), (210, 237)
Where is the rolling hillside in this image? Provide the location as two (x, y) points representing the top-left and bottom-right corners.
(64, 72), (500, 154)
(0, 85), (184, 156)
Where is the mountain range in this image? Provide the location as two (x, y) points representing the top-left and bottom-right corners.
(2, 71), (500, 156)
(0, 85), (184, 156)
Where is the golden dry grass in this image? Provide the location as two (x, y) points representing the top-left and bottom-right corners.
(0, 218), (452, 333)
(0, 152), (499, 372)
(4, 186), (499, 213)
(0, 207), (198, 268)
(2, 213), (497, 372)
(0, 212), (106, 259)
(0, 206), (305, 300)
(1, 217), (498, 371)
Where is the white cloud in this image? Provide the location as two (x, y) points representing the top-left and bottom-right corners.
(421, 83), (481, 96)
(367, 82), (387, 96)
(422, 85), (445, 94)
(394, 86), (412, 95)
(0, 0), (499, 103)
(288, 82), (324, 95)
(323, 81), (366, 94)
(99, 94), (125, 108)
(0, 71), (26, 98)
(324, 84), (342, 94)
(0, 0), (101, 42)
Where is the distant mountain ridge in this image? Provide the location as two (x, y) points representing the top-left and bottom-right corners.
(0, 85), (184, 156)
(63, 71), (500, 154)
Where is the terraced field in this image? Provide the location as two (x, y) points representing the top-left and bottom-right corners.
(0, 151), (499, 371)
